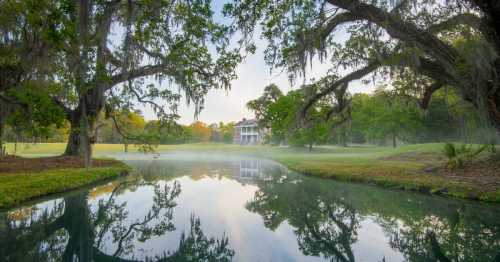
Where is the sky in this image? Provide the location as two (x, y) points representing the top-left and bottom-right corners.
(138, 1), (376, 125)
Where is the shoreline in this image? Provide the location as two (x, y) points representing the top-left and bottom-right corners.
(0, 157), (130, 209)
(3, 142), (499, 204)
(278, 159), (499, 203)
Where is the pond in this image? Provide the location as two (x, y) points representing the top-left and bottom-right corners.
(1, 153), (499, 261)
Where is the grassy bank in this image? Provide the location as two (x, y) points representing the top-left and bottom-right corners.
(277, 157), (499, 202)
(5, 142), (500, 202)
(0, 157), (130, 209)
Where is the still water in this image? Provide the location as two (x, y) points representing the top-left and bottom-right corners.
(1, 153), (499, 261)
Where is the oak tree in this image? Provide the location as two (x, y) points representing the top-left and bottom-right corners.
(226, 0), (500, 133)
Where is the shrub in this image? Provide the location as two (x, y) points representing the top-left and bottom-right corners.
(442, 143), (488, 169)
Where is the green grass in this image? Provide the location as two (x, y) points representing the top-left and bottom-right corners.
(278, 158), (494, 201)
(4, 142), (499, 202)
(5, 141), (443, 156)
(0, 160), (130, 209)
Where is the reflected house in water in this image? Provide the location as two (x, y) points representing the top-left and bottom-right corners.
(233, 118), (266, 145)
(232, 159), (272, 185)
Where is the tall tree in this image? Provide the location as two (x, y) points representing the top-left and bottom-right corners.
(188, 121), (212, 142)
(247, 83), (283, 128)
(352, 88), (423, 147)
(252, 84), (331, 149)
(25, 1), (241, 163)
(226, 0), (500, 133)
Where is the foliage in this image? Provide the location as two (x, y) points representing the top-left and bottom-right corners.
(0, 0), (69, 157)
(1, 0), (243, 158)
(247, 80), (493, 149)
(351, 88), (423, 147)
(442, 143), (489, 169)
(248, 83), (333, 149)
(246, 83), (283, 128)
(4, 82), (66, 140)
(346, 86), (493, 147)
(208, 122), (235, 143)
(98, 110), (151, 152)
(225, 0), (500, 134)
(187, 121), (212, 143)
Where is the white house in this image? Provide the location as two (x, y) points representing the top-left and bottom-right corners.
(233, 118), (264, 144)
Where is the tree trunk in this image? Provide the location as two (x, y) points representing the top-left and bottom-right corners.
(341, 128), (348, 147)
(392, 132), (397, 148)
(485, 78), (500, 134)
(64, 107), (94, 160)
(64, 94), (102, 159)
(0, 120), (4, 158)
(80, 101), (92, 169)
(61, 193), (94, 261)
(13, 138), (17, 156)
(0, 110), (5, 158)
(308, 143), (313, 152)
(64, 112), (83, 156)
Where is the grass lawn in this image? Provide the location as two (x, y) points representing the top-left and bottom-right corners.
(0, 156), (130, 209)
(4, 142), (500, 202)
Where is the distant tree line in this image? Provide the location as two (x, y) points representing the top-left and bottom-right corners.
(248, 83), (495, 150)
(3, 111), (235, 149)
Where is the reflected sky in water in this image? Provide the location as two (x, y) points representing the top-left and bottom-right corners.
(1, 152), (499, 261)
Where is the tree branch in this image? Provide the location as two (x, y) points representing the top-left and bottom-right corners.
(302, 60), (381, 115)
(416, 57), (456, 85)
(419, 81), (443, 109)
(133, 42), (215, 79)
(110, 64), (175, 87)
(0, 94), (22, 106)
(325, 0), (459, 68)
(303, 48), (453, 116)
(320, 12), (363, 42)
(51, 96), (73, 117)
(428, 13), (484, 33)
(105, 47), (124, 68)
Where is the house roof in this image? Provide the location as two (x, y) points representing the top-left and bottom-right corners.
(235, 118), (258, 126)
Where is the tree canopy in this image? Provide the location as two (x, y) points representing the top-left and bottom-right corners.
(1, 0), (242, 163)
(225, 0), (500, 133)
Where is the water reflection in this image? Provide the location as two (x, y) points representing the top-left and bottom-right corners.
(247, 168), (500, 261)
(0, 178), (234, 261)
(1, 153), (499, 261)
(233, 159), (273, 185)
(126, 156), (274, 186)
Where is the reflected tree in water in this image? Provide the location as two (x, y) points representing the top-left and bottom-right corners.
(378, 206), (500, 262)
(247, 170), (500, 262)
(247, 172), (360, 261)
(152, 215), (234, 262)
(0, 179), (234, 261)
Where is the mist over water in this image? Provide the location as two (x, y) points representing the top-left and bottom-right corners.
(1, 152), (499, 261)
